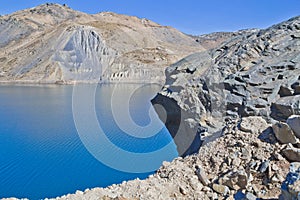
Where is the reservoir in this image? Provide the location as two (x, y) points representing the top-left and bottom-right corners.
(0, 84), (177, 199)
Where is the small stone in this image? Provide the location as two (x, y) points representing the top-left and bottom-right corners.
(272, 122), (298, 144)
(272, 163), (279, 171)
(278, 85), (294, 97)
(249, 161), (257, 169)
(159, 172), (168, 178)
(202, 186), (212, 192)
(212, 184), (230, 195)
(196, 167), (210, 186)
(271, 174), (280, 183)
(212, 192), (218, 199)
(232, 157), (242, 166)
(206, 192), (216, 199)
(252, 184), (262, 195)
(179, 187), (187, 195)
(244, 192), (257, 200)
(274, 152), (285, 160)
(241, 148), (251, 160)
(162, 161), (170, 167)
(75, 190), (83, 195)
(259, 160), (270, 173)
(277, 174), (286, 182)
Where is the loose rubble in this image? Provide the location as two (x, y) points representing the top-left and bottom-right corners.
(280, 162), (300, 200)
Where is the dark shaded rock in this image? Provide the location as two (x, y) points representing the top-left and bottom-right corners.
(226, 93), (244, 111)
(271, 95), (300, 121)
(250, 98), (269, 108)
(292, 82), (300, 95)
(272, 122), (298, 144)
(258, 127), (278, 144)
(151, 94), (201, 157)
(279, 85), (294, 97)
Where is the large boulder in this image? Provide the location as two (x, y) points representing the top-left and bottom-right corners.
(218, 170), (249, 190)
(271, 95), (300, 121)
(283, 144), (300, 162)
(287, 115), (300, 139)
(272, 122), (299, 144)
(239, 116), (270, 134)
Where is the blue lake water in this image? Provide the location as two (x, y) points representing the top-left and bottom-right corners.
(0, 84), (178, 199)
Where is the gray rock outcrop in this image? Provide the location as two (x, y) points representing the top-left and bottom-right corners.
(152, 16), (300, 155)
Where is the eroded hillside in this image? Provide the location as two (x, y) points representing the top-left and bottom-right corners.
(0, 3), (203, 83)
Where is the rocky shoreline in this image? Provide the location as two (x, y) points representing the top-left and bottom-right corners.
(43, 116), (300, 199)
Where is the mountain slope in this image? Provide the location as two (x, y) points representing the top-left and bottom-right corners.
(0, 3), (203, 83)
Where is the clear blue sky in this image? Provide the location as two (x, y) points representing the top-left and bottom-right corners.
(0, 0), (299, 35)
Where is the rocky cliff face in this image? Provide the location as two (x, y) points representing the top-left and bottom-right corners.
(152, 16), (300, 156)
(0, 3), (203, 83)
